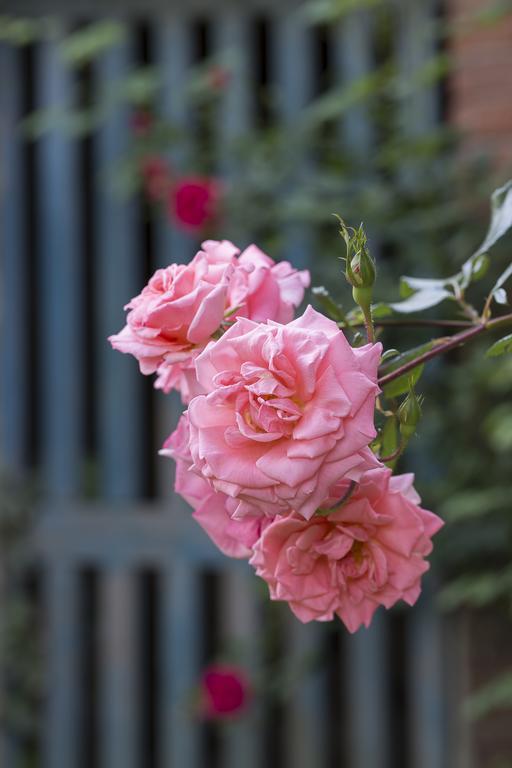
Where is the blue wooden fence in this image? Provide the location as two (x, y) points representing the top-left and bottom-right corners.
(0, 2), (455, 766)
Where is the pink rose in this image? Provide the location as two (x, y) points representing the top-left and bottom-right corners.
(250, 466), (443, 632)
(109, 248), (235, 401)
(188, 306), (382, 521)
(171, 176), (220, 231)
(219, 242), (310, 324)
(200, 664), (250, 718)
(161, 415), (271, 558)
(110, 240), (310, 403)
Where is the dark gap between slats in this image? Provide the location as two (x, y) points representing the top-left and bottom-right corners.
(138, 569), (159, 768)
(389, 610), (408, 768)
(136, 20), (158, 500)
(79, 567), (99, 768)
(253, 17), (271, 128)
(263, 602), (287, 768)
(326, 625), (347, 768)
(77, 53), (97, 498)
(201, 569), (222, 768)
(22, 43), (39, 469)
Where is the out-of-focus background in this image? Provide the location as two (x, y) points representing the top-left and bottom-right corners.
(1, 1), (512, 767)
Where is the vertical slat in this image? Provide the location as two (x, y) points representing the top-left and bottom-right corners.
(286, 620), (329, 768)
(345, 613), (391, 768)
(272, 13), (313, 269)
(99, 567), (139, 768)
(396, 0), (439, 138)
(334, 9), (375, 154)
(154, 18), (196, 498)
(38, 35), (83, 496)
(95, 37), (144, 499)
(220, 568), (263, 768)
(44, 563), (80, 768)
(159, 561), (202, 768)
(155, 17), (198, 268)
(0, 45), (28, 470)
(407, 585), (445, 768)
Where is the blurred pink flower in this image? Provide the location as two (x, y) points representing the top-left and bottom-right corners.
(131, 108), (153, 137)
(250, 466), (443, 632)
(200, 664), (250, 718)
(171, 177), (220, 231)
(208, 66), (231, 91)
(141, 156), (171, 202)
(188, 306), (382, 520)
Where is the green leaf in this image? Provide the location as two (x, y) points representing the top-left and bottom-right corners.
(473, 179), (512, 257)
(383, 363), (424, 398)
(381, 349), (399, 363)
(486, 333), (512, 357)
(311, 286), (346, 322)
(59, 21), (126, 66)
(466, 671), (512, 721)
(494, 287), (508, 305)
(389, 288), (453, 313)
(380, 416), (399, 468)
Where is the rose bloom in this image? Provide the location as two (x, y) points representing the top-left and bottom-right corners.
(141, 156), (171, 201)
(188, 306), (382, 520)
(161, 415), (270, 558)
(250, 466), (443, 632)
(200, 664), (250, 718)
(171, 176), (220, 231)
(109, 240), (309, 403)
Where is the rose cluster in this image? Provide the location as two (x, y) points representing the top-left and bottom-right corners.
(110, 240), (443, 632)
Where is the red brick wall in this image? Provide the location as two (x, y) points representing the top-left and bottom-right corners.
(448, 0), (512, 168)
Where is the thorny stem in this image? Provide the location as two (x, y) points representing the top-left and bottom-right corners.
(378, 312), (512, 387)
(344, 318), (474, 330)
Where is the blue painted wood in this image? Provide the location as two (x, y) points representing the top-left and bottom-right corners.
(220, 569), (264, 768)
(37, 36), (83, 496)
(99, 567), (138, 768)
(159, 560), (202, 768)
(155, 17), (198, 268)
(0, 45), (28, 471)
(154, 19), (198, 497)
(273, 13), (313, 270)
(44, 563), (79, 768)
(334, 9), (375, 156)
(346, 613), (391, 768)
(407, 583), (445, 768)
(94, 38), (144, 499)
(397, 0), (439, 138)
(287, 620), (329, 768)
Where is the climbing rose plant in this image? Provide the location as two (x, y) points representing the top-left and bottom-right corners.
(110, 181), (512, 633)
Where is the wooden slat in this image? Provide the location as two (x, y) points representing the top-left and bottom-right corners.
(407, 584), (445, 768)
(159, 560), (203, 768)
(286, 620), (329, 768)
(220, 569), (263, 768)
(396, 0), (439, 138)
(154, 18), (197, 498)
(345, 613), (391, 768)
(44, 563), (80, 768)
(99, 567), (139, 768)
(272, 12), (313, 270)
(37, 34), (83, 496)
(4, 0), (305, 14)
(334, 9), (375, 155)
(0, 45), (28, 470)
(94, 37), (144, 499)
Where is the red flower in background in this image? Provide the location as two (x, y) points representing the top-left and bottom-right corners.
(141, 156), (171, 202)
(131, 109), (153, 137)
(201, 664), (250, 719)
(208, 66), (231, 92)
(171, 177), (220, 232)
